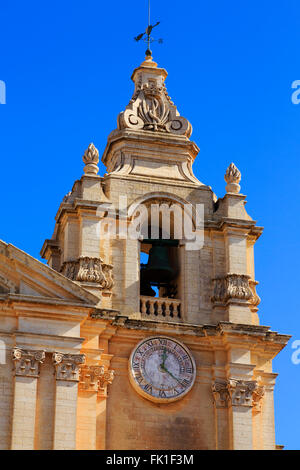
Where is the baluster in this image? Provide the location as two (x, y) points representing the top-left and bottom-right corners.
(157, 299), (163, 317)
(141, 297), (146, 314)
(177, 302), (181, 319)
(169, 303), (174, 318)
(149, 300), (155, 316)
(164, 300), (171, 317)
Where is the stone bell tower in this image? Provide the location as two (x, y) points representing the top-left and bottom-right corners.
(40, 53), (289, 450)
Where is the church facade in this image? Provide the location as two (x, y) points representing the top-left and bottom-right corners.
(0, 53), (289, 450)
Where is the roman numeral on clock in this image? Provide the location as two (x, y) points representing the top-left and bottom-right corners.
(134, 372), (144, 384)
(181, 379), (191, 387)
(143, 383), (152, 393)
(158, 338), (167, 345)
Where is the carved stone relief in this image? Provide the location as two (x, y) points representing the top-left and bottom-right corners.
(212, 379), (264, 409)
(79, 365), (115, 396)
(212, 274), (253, 303)
(118, 71), (192, 137)
(52, 352), (85, 381)
(60, 257), (114, 290)
(12, 348), (45, 377)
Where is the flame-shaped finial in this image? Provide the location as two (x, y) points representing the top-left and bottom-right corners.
(83, 143), (99, 175)
(224, 162), (241, 193)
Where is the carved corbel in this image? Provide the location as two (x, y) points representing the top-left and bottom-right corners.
(60, 257), (114, 291)
(212, 274), (253, 304)
(12, 348), (45, 377)
(52, 352), (85, 381)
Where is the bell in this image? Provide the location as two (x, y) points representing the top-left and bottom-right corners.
(142, 243), (176, 284)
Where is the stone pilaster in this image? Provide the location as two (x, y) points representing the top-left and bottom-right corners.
(52, 353), (85, 450)
(212, 378), (265, 450)
(76, 364), (114, 450)
(11, 348), (45, 450)
(211, 380), (230, 450)
(254, 372), (277, 450)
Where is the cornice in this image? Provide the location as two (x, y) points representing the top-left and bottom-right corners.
(89, 313), (291, 348)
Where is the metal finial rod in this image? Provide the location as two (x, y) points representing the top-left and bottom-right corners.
(147, 0), (151, 52)
(134, 0), (163, 55)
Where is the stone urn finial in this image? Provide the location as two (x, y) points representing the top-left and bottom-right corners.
(83, 143), (99, 175)
(225, 162), (241, 194)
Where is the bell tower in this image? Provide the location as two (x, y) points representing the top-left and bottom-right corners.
(41, 53), (289, 450)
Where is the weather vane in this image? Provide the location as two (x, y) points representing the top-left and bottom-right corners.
(134, 0), (163, 56)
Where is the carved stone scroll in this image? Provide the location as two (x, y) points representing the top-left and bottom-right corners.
(118, 67), (192, 137)
(12, 348), (45, 377)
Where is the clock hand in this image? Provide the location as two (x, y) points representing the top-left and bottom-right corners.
(160, 347), (167, 368)
(161, 364), (184, 387)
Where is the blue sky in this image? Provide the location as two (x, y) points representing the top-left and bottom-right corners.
(1, 0), (300, 449)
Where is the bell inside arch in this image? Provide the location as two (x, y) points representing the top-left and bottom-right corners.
(141, 240), (178, 287)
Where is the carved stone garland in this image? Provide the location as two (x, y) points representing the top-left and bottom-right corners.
(60, 257), (114, 290)
(12, 348), (45, 377)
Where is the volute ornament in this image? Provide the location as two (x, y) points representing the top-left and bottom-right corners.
(79, 365), (115, 396)
(118, 59), (192, 137)
(52, 352), (85, 381)
(12, 348), (45, 377)
(212, 379), (264, 409)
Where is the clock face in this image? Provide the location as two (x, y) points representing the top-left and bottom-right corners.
(129, 336), (196, 403)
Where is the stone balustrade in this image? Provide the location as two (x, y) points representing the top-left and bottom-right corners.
(140, 296), (181, 320)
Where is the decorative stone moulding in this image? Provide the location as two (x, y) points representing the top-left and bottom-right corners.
(83, 143), (99, 175)
(212, 379), (265, 409)
(248, 279), (261, 311)
(117, 58), (192, 138)
(79, 365), (115, 397)
(225, 162), (241, 194)
(60, 257), (114, 290)
(212, 274), (253, 304)
(52, 352), (85, 381)
(12, 348), (45, 377)
(0, 274), (18, 294)
(252, 385), (265, 412)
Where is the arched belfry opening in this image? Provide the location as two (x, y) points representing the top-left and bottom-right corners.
(134, 198), (189, 320)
